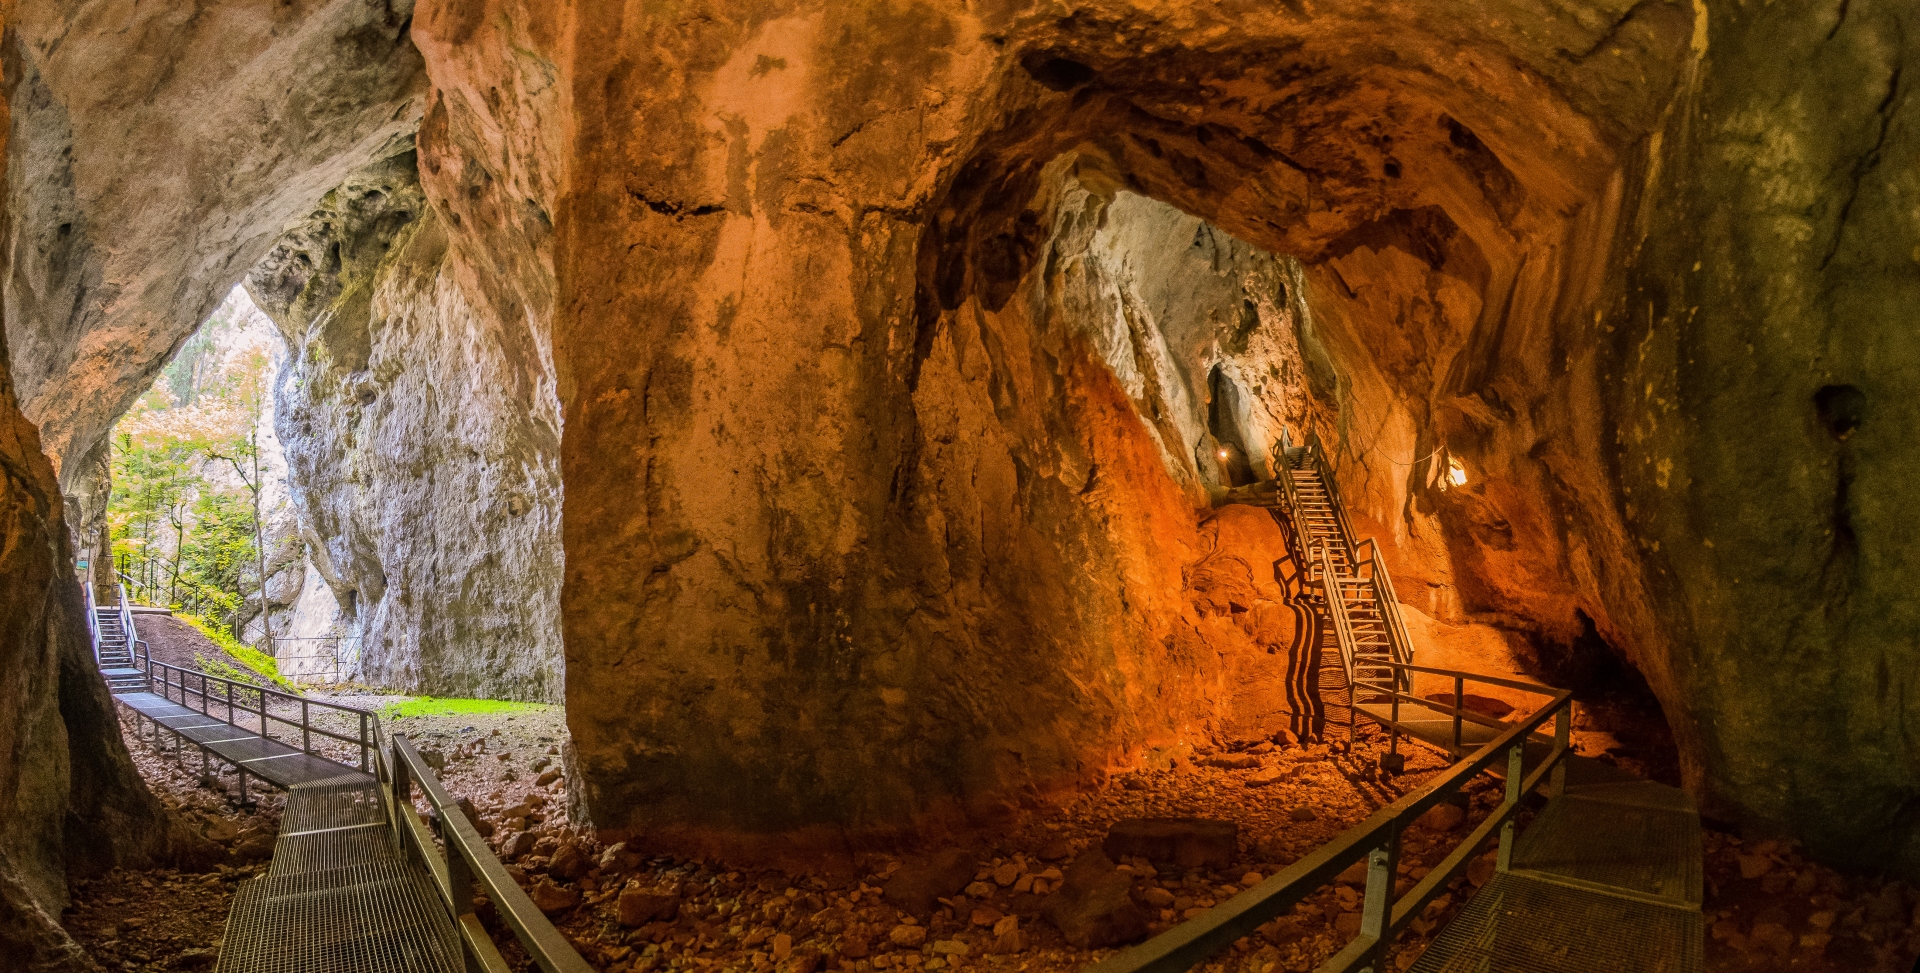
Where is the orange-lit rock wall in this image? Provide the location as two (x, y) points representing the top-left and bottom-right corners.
(2, 0), (1916, 885)
(544, 0), (1702, 845)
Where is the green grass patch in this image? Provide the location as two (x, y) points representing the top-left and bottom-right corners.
(379, 696), (550, 720)
(179, 613), (297, 693)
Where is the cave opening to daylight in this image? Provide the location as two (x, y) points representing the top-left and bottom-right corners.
(73, 285), (368, 686)
(4, 3), (1918, 973)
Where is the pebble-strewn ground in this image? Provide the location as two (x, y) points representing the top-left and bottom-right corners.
(62, 710), (281, 971)
(71, 689), (1920, 973)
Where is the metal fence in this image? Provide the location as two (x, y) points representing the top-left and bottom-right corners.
(1085, 662), (1572, 973)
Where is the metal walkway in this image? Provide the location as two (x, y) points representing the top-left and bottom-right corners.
(115, 691), (372, 792)
(215, 776), (462, 973)
(86, 578), (594, 973)
(1267, 432), (1705, 973)
(1409, 764), (1704, 971)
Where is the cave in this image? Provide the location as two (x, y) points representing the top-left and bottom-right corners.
(2, 2), (1917, 972)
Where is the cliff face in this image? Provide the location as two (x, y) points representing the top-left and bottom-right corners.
(247, 147), (565, 701)
(2, 0), (1918, 901)
(0, 44), (207, 967)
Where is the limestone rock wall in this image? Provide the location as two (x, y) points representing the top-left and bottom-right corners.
(2, 0), (426, 482)
(547, 0), (1701, 847)
(0, 48), (209, 967)
(0, 0), (1914, 891)
(247, 146), (564, 701)
(1604, 0), (1920, 873)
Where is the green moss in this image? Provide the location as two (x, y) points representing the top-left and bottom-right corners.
(379, 697), (550, 720)
(179, 613), (297, 693)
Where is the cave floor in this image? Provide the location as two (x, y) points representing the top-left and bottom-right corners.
(74, 694), (1920, 973)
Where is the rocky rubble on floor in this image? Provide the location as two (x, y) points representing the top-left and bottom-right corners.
(434, 729), (1523, 973)
(1702, 832), (1920, 972)
(62, 714), (287, 969)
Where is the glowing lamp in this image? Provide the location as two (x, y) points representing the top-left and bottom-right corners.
(1217, 449), (1230, 460)
(1447, 458), (1468, 487)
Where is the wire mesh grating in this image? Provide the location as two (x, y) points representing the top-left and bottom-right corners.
(1408, 871), (1703, 973)
(1511, 791), (1703, 906)
(215, 861), (462, 973)
(279, 774), (388, 835)
(215, 777), (462, 973)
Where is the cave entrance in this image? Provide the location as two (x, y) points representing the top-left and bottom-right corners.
(84, 286), (349, 681)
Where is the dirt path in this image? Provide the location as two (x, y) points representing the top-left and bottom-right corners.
(129, 613), (265, 681)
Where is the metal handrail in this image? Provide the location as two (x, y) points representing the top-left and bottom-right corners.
(117, 580), (137, 662)
(83, 578), (101, 664)
(137, 656), (374, 765)
(1084, 663), (1574, 973)
(371, 725), (594, 973)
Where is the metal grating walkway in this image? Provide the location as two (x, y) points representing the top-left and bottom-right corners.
(1409, 871), (1703, 972)
(115, 692), (371, 789)
(215, 776), (462, 973)
(1509, 781), (1703, 907)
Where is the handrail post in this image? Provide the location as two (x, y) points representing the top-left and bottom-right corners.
(390, 737), (413, 859)
(360, 713), (370, 773)
(447, 833), (474, 923)
(1358, 832), (1399, 971)
(302, 699), (312, 754)
(1452, 675), (1464, 754)
(1497, 742), (1525, 872)
(1386, 686), (1401, 773)
(1551, 701), (1571, 799)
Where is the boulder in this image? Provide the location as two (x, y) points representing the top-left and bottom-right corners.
(1042, 850), (1149, 948)
(501, 832), (539, 860)
(1246, 766), (1291, 788)
(1202, 753), (1260, 770)
(547, 842), (591, 881)
(528, 880), (579, 916)
(883, 849), (977, 915)
(618, 889), (682, 926)
(1416, 804), (1466, 832)
(1103, 818), (1238, 870)
(599, 841), (643, 872)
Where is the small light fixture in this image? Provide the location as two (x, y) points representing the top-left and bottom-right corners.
(1447, 457), (1468, 487)
(1217, 449), (1231, 460)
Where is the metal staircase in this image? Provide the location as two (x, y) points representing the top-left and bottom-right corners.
(1086, 427), (1705, 972)
(1269, 430), (1418, 742)
(87, 578), (150, 692)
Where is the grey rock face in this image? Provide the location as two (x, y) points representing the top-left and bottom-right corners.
(247, 149), (563, 701)
(2, 0), (426, 483)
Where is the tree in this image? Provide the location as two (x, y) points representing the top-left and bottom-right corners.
(107, 290), (279, 639)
